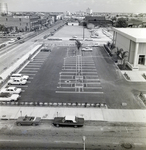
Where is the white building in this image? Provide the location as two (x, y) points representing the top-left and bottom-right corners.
(113, 28), (146, 70)
(86, 8), (92, 15)
(0, 3), (8, 14)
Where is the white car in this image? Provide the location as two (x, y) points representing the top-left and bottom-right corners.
(1, 87), (22, 94)
(10, 74), (29, 80)
(8, 78), (27, 85)
(0, 93), (20, 102)
(93, 43), (99, 47)
(82, 47), (93, 51)
(85, 38), (93, 41)
(90, 35), (98, 38)
(72, 36), (77, 38)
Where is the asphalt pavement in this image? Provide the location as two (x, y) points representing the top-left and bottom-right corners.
(0, 27), (146, 123)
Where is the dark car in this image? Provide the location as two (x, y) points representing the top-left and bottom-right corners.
(16, 116), (41, 126)
(53, 115), (84, 127)
(40, 48), (51, 52)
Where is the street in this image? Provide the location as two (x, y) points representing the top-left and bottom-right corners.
(0, 120), (146, 150)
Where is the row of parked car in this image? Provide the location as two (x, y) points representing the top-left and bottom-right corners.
(16, 115), (84, 128)
(0, 73), (29, 102)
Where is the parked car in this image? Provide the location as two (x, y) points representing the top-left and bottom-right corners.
(8, 78), (27, 85)
(90, 35), (98, 38)
(1, 86), (22, 94)
(72, 36), (77, 38)
(41, 47), (51, 52)
(81, 47), (93, 51)
(10, 74), (29, 80)
(16, 116), (41, 126)
(92, 43), (99, 47)
(85, 38), (93, 41)
(53, 115), (84, 127)
(19, 40), (25, 44)
(0, 92), (20, 102)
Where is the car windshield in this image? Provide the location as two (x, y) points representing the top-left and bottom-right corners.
(0, 1), (146, 150)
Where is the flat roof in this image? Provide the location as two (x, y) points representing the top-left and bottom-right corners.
(113, 28), (146, 43)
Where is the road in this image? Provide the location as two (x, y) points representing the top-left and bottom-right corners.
(0, 20), (65, 74)
(0, 120), (146, 150)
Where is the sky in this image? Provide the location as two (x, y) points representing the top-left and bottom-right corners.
(1, 0), (146, 13)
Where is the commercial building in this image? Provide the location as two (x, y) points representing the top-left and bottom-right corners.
(84, 16), (112, 27)
(113, 28), (146, 70)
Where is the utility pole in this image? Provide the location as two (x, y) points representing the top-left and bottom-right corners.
(82, 136), (86, 150)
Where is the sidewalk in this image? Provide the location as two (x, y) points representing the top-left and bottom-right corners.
(121, 70), (146, 82)
(1, 106), (146, 123)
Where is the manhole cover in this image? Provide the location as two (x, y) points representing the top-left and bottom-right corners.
(121, 143), (133, 149)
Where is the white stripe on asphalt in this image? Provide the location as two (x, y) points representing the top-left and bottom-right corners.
(56, 91), (104, 94)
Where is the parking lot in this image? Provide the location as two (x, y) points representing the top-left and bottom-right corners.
(2, 25), (145, 109)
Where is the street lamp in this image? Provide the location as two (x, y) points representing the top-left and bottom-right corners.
(20, 111), (22, 116)
(82, 136), (86, 150)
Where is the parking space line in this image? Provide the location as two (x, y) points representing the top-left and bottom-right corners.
(56, 91), (104, 94)
(21, 70), (38, 73)
(23, 68), (40, 70)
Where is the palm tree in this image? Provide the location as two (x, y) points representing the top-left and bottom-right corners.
(116, 48), (123, 60)
(75, 39), (82, 55)
(121, 51), (128, 69)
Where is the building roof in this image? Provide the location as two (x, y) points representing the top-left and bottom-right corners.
(113, 28), (146, 43)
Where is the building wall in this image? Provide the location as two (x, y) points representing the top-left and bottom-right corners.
(138, 43), (146, 54)
(0, 16), (31, 31)
(115, 33), (130, 52)
(129, 41), (136, 64)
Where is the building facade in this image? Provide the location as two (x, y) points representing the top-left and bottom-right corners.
(85, 16), (112, 27)
(113, 28), (146, 70)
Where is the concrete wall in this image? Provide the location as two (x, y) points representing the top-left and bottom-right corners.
(138, 43), (146, 54)
(115, 33), (130, 52)
(129, 41), (136, 64)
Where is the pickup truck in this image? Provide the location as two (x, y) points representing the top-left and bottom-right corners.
(53, 115), (84, 127)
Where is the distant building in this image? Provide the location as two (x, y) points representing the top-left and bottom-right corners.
(86, 8), (92, 15)
(0, 3), (8, 15)
(113, 28), (146, 70)
(0, 14), (47, 31)
(85, 16), (112, 27)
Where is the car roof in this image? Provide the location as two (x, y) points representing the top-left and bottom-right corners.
(65, 115), (76, 121)
(12, 74), (22, 76)
(7, 86), (15, 89)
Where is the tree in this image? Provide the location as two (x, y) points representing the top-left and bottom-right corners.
(121, 51), (128, 69)
(115, 18), (128, 28)
(75, 39), (82, 53)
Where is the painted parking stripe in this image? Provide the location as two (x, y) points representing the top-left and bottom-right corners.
(57, 86), (102, 89)
(21, 70), (38, 73)
(23, 68), (40, 70)
(56, 91), (104, 94)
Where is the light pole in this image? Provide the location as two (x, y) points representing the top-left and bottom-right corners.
(82, 136), (86, 150)
(20, 111), (22, 116)
(83, 25), (85, 40)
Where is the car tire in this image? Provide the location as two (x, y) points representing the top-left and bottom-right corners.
(17, 123), (21, 126)
(32, 123), (36, 126)
(56, 124), (59, 127)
